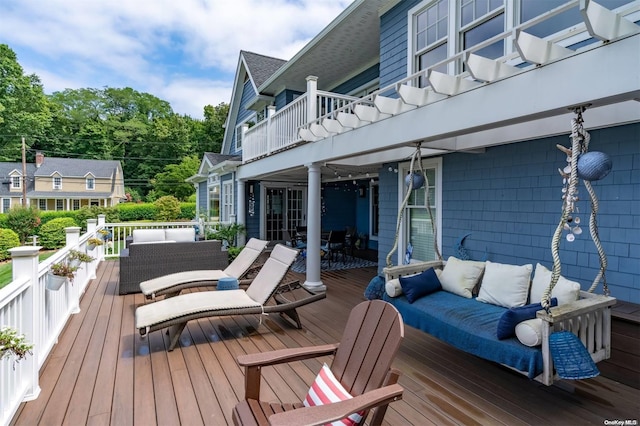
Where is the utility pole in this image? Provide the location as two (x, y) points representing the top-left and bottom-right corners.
(22, 136), (27, 207)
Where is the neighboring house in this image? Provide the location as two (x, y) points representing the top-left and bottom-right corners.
(0, 152), (126, 212)
(193, 0), (639, 302)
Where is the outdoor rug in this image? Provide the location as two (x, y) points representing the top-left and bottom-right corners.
(291, 255), (378, 273)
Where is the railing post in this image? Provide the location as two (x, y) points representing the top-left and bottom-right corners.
(9, 246), (43, 401)
(65, 227), (81, 314)
(97, 214), (106, 228)
(87, 218), (97, 235)
(306, 75), (318, 124)
(86, 218), (102, 269)
(266, 106), (275, 155)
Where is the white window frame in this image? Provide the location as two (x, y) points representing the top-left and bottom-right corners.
(86, 177), (95, 190)
(73, 199), (80, 210)
(53, 176), (62, 190)
(39, 199), (47, 210)
(11, 176), (21, 189)
(56, 199), (64, 211)
(221, 181), (234, 223)
(2, 198), (10, 213)
(397, 157), (442, 265)
(235, 113), (256, 152)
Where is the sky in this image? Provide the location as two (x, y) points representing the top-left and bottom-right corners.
(0, 0), (351, 119)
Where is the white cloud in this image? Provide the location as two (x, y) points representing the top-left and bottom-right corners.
(0, 0), (350, 118)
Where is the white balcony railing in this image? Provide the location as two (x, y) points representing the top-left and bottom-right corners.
(241, 0), (640, 160)
(0, 216), (222, 425)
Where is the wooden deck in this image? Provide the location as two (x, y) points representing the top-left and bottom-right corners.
(12, 260), (640, 425)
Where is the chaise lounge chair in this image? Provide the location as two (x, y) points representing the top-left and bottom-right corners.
(140, 238), (269, 300)
(232, 300), (405, 426)
(135, 244), (325, 351)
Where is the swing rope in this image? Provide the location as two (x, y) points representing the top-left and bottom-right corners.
(385, 144), (442, 268)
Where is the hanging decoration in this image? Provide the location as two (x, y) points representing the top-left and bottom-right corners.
(544, 106), (611, 311)
(248, 184), (256, 217)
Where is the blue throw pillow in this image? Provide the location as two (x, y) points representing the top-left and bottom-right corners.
(399, 268), (441, 303)
(497, 298), (558, 340)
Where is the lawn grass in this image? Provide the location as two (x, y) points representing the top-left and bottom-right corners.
(0, 251), (57, 290)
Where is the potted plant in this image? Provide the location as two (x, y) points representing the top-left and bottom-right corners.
(87, 237), (104, 250)
(47, 261), (78, 290)
(68, 249), (95, 267)
(0, 326), (34, 363)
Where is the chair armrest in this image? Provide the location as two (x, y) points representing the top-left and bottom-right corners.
(237, 343), (339, 368)
(268, 384), (404, 426)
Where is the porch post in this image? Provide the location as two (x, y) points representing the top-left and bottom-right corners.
(10, 246), (42, 401)
(306, 76), (318, 122)
(303, 162), (326, 292)
(237, 179), (246, 246)
(266, 106), (275, 155)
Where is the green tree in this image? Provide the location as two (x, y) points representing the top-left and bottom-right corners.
(0, 44), (52, 161)
(152, 155), (200, 201)
(5, 206), (40, 244)
(154, 196), (181, 221)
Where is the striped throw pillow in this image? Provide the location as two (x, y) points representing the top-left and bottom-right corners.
(303, 363), (364, 426)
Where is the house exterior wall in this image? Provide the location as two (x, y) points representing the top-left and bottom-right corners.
(275, 89), (303, 111)
(33, 176), (110, 192)
(330, 64), (380, 94)
(379, 1), (413, 89)
(245, 181), (260, 238)
(230, 80), (259, 156)
(378, 123), (639, 303)
(197, 180), (207, 216)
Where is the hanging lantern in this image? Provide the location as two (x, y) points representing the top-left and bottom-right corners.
(405, 172), (425, 189)
(577, 151), (612, 181)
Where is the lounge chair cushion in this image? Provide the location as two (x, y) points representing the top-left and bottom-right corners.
(135, 290), (260, 330)
(303, 363), (363, 426)
(140, 270), (231, 296)
(224, 238), (269, 278)
(245, 244), (299, 305)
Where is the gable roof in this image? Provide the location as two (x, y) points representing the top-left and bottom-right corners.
(34, 157), (121, 178)
(242, 51), (287, 88)
(0, 162), (36, 196)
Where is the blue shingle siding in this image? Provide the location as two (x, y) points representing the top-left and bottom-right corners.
(230, 80), (259, 156)
(322, 185), (357, 231)
(379, 1), (419, 89)
(330, 64), (380, 95)
(198, 181), (207, 216)
(377, 164), (400, 273)
(275, 90), (303, 111)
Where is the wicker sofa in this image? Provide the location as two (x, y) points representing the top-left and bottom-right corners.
(118, 228), (228, 295)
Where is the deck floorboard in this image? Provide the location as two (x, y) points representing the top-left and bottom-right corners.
(11, 260), (640, 425)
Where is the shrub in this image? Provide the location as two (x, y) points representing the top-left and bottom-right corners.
(5, 206), (41, 244)
(39, 217), (78, 249)
(154, 196), (181, 221)
(179, 203), (196, 220)
(209, 223), (246, 248)
(116, 203), (157, 221)
(0, 228), (20, 261)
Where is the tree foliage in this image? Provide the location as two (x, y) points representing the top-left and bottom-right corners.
(0, 44), (229, 199)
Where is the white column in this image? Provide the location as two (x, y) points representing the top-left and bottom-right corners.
(303, 162), (325, 292)
(306, 76), (318, 122)
(9, 246), (42, 401)
(237, 179), (246, 246)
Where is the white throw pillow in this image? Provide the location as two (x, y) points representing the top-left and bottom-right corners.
(132, 229), (166, 243)
(477, 261), (532, 308)
(515, 318), (544, 347)
(385, 278), (403, 297)
(438, 256), (485, 298)
(165, 228), (196, 242)
(530, 263), (581, 305)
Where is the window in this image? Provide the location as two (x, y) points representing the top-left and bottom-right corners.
(399, 158), (441, 263)
(460, 0), (505, 60)
(53, 177), (62, 189)
(86, 177), (95, 190)
(39, 199), (47, 210)
(73, 199), (80, 210)
(56, 199), (64, 211)
(2, 199), (10, 213)
(221, 181), (234, 222)
(11, 176), (21, 189)
(412, 0), (450, 85)
(90, 199), (100, 207)
(209, 185), (220, 220)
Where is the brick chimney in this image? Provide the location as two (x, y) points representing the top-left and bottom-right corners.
(35, 151), (44, 168)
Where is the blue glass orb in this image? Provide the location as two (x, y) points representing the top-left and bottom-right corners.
(405, 172), (425, 189)
(577, 152), (612, 181)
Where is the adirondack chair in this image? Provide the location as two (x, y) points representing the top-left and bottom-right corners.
(232, 299), (405, 426)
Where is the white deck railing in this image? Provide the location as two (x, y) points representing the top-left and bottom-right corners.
(0, 216), (222, 425)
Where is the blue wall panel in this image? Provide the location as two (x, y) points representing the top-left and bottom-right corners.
(230, 80), (258, 156)
(198, 181), (207, 217)
(330, 64), (380, 94)
(379, 1), (420, 89)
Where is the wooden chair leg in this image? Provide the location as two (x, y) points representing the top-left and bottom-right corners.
(368, 369), (401, 426)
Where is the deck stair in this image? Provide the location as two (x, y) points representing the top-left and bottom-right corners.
(374, 94), (416, 115)
(465, 53), (520, 82)
(354, 103), (390, 123)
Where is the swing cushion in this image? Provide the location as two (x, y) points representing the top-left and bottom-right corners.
(477, 261), (533, 308)
(496, 298), (557, 340)
(530, 263), (581, 305)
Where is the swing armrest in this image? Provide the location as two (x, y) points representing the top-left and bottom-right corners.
(536, 292), (616, 323)
(383, 260), (444, 281)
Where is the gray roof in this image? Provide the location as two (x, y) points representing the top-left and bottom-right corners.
(34, 157), (122, 178)
(204, 153), (241, 165)
(0, 162), (36, 196)
(241, 51), (287, 88)
(27, 191), (113, 198)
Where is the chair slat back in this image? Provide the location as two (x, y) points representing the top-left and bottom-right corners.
(331, 300), (404, 397)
